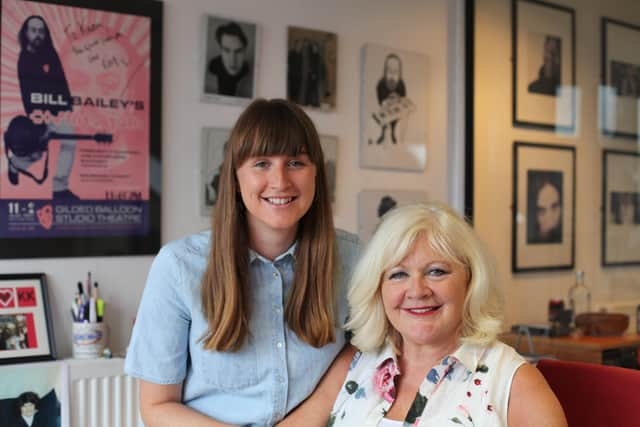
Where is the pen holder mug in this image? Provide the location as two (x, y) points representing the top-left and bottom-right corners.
(72, 322), (108, 359)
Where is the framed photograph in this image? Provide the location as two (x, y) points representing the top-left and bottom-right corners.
(319, 135), (338, 204)
(512, 0), (576, 132)
(512, 142), (575, 272)
(287, 26), (337, 111)
(0, 0), (162, 258)
(0, 274), (55, 364)
(602, 150), (640, 266)
(601, 18), (640, 139)
(360, 43), (428, 171)
(200, 127), (230, 217)
(358, 190), (428, 243)
(201, 15), (258, 104)
(0, 361), (69, 426)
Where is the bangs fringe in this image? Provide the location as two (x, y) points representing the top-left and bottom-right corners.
(234, 103), (315, 163)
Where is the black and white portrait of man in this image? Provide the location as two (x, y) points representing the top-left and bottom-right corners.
(358, 190), (427, 243)
(360, 44), (428, 171)
(527, 170), (563, 244)
(202, 16), (257, 102)
(527, 35), (561, 97)
(287, 26), (337, 110)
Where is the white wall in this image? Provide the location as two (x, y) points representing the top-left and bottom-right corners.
(0, 0), (460, 358)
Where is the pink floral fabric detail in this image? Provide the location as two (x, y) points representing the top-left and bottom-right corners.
(373, 358), (400, 403)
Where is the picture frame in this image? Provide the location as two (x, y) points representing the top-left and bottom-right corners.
(0, 273), (56, 364)
(602, 150), (640, 266)
(0, 0), (162, 258)
(360, 43), (428, 172)
(512, 142), (575, 272)
(287, 26), (337, 111)
(600, 18), (640, 139)
(200, 127), (231, 217)
(0, 361), (69, 426)
(201, 14), (259, 105)
(512, 0), (576, 132)
(358, 189), (428, 243)
(319, 134), (338, 204)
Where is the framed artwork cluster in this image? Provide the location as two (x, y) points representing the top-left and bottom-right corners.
(197, 19), (430, 239)
(0, 0), (163, 259)
(508, 0), (640, 271)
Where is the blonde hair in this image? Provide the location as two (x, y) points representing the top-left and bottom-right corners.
(201, 99), (337, 351)
(346, 203), (503, 353)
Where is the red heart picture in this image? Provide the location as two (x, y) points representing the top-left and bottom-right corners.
(0, 288), (15, 308)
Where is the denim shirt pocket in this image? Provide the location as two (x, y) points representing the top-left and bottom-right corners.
(195, 338), (259, 389)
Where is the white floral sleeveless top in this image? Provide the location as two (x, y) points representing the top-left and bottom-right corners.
(328, 341), (526, 427)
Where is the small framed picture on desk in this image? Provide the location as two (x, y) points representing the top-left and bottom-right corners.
(0, 273), (56, 365)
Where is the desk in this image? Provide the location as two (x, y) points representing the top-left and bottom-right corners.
(500, 333), (640, 367)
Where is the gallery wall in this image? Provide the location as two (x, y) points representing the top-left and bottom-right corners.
(0, 0), (464, 358)
(474, 0), (640, 331)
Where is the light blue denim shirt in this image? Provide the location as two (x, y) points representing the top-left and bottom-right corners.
(124, 229), (359, 426)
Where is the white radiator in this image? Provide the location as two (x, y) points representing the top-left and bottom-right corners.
(67, 358), (141, 427)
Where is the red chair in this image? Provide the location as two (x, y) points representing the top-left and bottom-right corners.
(537, 358), (640, 427)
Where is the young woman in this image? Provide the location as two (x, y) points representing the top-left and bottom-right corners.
(125, 99), (359, 426)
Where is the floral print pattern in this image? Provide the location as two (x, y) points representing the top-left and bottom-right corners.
(327, 341), (526, 427)
(373, 358), (400, 403)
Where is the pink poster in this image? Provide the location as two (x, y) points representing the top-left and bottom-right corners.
(0, 0), (162, 257)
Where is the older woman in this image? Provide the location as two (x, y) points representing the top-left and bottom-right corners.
(281, 203), (566, 427)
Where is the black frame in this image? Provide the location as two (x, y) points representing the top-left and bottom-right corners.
(512, 0), (576, 132)
(601, 150), (640, 266)
(601, 18), (640, 139)
(512, 142), (576, 272)
(0, 273), (56, 364)
(0, 0), (162, 258)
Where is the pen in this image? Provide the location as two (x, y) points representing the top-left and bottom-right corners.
(77, 281), (85, 305)
(89, 297), (97, 323)
(86, 271), (92, 300)
(96, 298), (105, 322)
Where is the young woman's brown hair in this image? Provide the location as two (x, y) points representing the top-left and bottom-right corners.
(200, 98), (337, 351)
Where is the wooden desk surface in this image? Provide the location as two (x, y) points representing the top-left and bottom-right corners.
(500, 333), (640, 364)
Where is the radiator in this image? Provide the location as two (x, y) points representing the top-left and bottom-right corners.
(68, 358), (141, 427)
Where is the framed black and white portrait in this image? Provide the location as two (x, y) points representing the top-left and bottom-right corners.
(512, 142), (575, 272)
(287, 26), (337, 111)
(358, 190), (427, 243)
(360, 44), (428, 172)
(319, 135), (338, 204)
(201, 15), (258, 104)
(200, 127), (230, 217)
(602, 150), (640, 266)
(601, 18), (640, 139)
(512, 0), (576, 132)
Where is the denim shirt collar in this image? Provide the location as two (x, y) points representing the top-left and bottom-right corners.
(248, 241), (297, 264)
